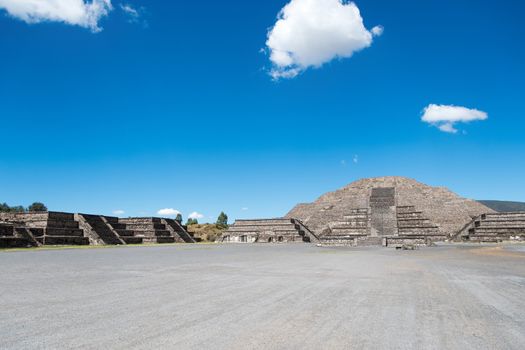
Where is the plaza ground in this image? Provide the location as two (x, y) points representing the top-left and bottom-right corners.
(1, 243), (524, 349)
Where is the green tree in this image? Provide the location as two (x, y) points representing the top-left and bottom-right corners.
(216, 212), (228, 228)
(0, 203), (10, 212)
(10, 205), (25, 213)
(28, 202), (47, 212)
(175, 213), (183, 224)
(186, 218), (198, 225)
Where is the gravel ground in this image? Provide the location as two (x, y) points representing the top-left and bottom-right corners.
(1, 243), (524, 350)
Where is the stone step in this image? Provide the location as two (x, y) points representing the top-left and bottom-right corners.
(0, 237), (34, 248)
(234, 219), (292, 225)
(121, 236), (143, 244)
(142, 236), (176, 244)
(398, 227), (439, 235)
(470, 227), (525, 235)
(330, 228), (368, 235)
(475, 221), (525, 228)
(341, 216), (368, 221)
(347, 208), (369, 214)
(115, 229), (135, 237)
(38, 236), (90, 245)
(397, 212), (425, 219)
(396, 206), (416, 213)
(331, 221), (368, 227)
(121, 218), (163, 224)
(155, 236), (176, 244)
(466, 236), (502, 243)
(483, 212), (525, 218)
(397, 219), (433, 227)
(124, 223), (166, 230)
(356, 237), (383, 246)
(48, 220), (79, 229)
(108, 223), (127, 230)
(0, 225), (15, 236)
(44, 228), (85, 237)
(132, 230), (172, 237)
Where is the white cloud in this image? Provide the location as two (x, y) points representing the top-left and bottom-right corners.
(113, 209), (125, 215)
(265, 0), (382, 79)
(353, 155), (359, 164)
(241, 207), (249, 211)
(422, 104), (488, 134)
(120, 3), (144, 25)
(0, 0), (112, 32)
(157, 208), (181, 216)
(188, 211), (204, 220)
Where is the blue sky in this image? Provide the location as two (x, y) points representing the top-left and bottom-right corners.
(0, 0), (524, 222)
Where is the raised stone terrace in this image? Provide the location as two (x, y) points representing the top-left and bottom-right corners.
(223, 218), (319, 243)
(0, 222), (39, 248)
(457, 212), (525, 243)
(0, 212), (194, 247)
(0, 212), (89, 246)
(119, 218), (177, 244)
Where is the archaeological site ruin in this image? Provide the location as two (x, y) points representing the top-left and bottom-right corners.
(2, 176), (524, 249)
(0, 212), (195, 248)
(223, 176), (525, 247)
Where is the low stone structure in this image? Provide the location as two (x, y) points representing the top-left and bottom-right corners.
(0, 222), (39, 248)
(454, 212), (525, 242)
(0, 212), (89, 246)
(0, 211), (194, 247)
(222, 218), (319, 243)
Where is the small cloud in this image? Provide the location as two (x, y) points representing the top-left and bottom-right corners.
(340, 160), (347, 167)
(120, 3), (146, 24)
(265, 0), (382, 79)
(422, 104), (488, 134)
(0, 0), (113, 33)
(113, 210), (125, 215)
(371, 25), (384, 36)
(188, 211), (204, 219)
(157, 208), (181, 216)
(241, 207), (249, 211)
(353, 155), (359, 164)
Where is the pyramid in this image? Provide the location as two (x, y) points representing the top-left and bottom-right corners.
(286, 176), (493, 242)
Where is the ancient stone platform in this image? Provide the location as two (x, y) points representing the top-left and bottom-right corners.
(0, 212), (194, 247)
(455, 212), (525, 243)
(222, 218), (319, 243)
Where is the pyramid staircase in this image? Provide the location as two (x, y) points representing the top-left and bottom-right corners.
(457, 212), (525, 243)
(162, 218), (196, 243)
(320, 208), (372, 246)
(76, 214), (144, 245)
(384, 206), (446, 246)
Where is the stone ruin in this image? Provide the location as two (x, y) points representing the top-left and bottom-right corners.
(0, 212), (195, 248)
(222, 218), (319, 243)
(224, 176), (525, 247)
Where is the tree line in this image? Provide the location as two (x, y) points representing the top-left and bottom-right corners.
(175, 211), (228, 228)
(0, 202), (48, 213)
